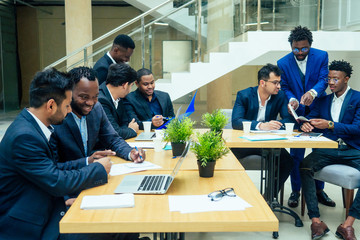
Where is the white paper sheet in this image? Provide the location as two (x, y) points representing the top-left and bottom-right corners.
(288, 136), (333, 141)
(250, 130), (288, 134)
(128, 142), (154, 149)
(168, 195), (252, 213)
(80, 194), (134, 210)
(110, 161), (162, 176)
(241, 134), (287, 141)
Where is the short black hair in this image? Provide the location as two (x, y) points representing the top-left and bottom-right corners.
(29, 68), (73, 108)
(329, 60), (353, 78)
(137, 68), (153, 82)
(258, 64), (282, 84)
(113, 34), (135, 49)
(106, 63), (137, 86)
(288, 26), (313, 45)
(68, 66), (97, 84)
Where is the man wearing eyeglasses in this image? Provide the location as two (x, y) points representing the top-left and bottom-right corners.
(232, 63), (294, 195)
(277, 26), (333, 209)
(300, 60), (360, 240)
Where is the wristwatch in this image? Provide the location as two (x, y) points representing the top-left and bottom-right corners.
(328, 121), (334, 129)
(308, 90), (316, 99)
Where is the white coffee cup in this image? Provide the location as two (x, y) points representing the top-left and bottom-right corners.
(153, 138), (163, 152)
(242, 121), (251, 134)
(143, 121), (152, 133)
(155, 129), (164, 140)
(285, 123), (295, 136)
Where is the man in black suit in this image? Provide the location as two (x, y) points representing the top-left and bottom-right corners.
(93, 34), (135, 85)
(124, 68), (175, 130)
(231, 64), (294, 193)
(0, 68), (110, 240)
(99, 63), (139, 139)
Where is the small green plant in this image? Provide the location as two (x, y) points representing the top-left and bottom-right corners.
(163, 117), (195, 144)
(191, 131), (230, 167)
(201, 109), (229, 132)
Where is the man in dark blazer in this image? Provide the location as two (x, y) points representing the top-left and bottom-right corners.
(277, 26), (333, 208)
(0, 68), (110, 240)
(98, 63), (139, 140)
(300, 60), (360, 240)
(232, 63), (294, 193)
(93, 34), (135, 85)
(124, 68), (175, 130)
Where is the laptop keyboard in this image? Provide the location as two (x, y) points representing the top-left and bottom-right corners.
(138, 176), (166, 191)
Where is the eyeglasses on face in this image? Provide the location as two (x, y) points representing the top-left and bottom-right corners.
(292, 47), (309, 54)
(208, 187), (236, 201)
(264, 80), (281, 86)
(326, 77), (341, 84)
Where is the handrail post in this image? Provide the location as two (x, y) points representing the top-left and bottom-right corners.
(317, 0), (321, 30)
(141, 17), (145, 68)
(83, 47), (88, 67)
(149, 25), (153, 72)
(257, 0), (261, 31)
(197, 0), (202, 62)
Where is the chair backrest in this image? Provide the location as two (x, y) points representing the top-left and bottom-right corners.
(222, 109), (232, 129)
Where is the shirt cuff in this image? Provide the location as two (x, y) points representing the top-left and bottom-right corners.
(309, 89), (318, 97)
(128, 152), (132, 161)
(86, 157), (89, 165)
(289, 98), (299, 110)
(255, 122), (261, 130)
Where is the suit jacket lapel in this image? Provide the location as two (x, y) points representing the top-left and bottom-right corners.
(339, 89), (353, 122)
(265, 96), (273, 122)
(101, 83), (122, 121)
(65, 114), (85, 156)
(136, 89), (152, 120)
(156, 91), (167, 116)
(305, 50), (315, 90)
(251, 87), (259, 120)
(289, 55), (304, 93)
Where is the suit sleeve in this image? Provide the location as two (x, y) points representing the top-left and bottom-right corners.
(165, 93), (175, 118)
(98, 98), (137, 140)
(94, 65), (108, 85)
(278, 91), (296, 125)
(311, 52), (329, 96)
(97, 104), (133, 159)
(277, 59), (295, 101)
(11, 133), (108, 197)
(232, 91), (259, 130)
(123, 97), (143, 129)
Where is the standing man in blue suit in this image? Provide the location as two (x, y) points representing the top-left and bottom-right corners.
(0, 68), (110, 240)
(277, 26), (334, 208)
(99, 63), (139, 140)
(94, 34), (135, 85)
(300, 60), (360, 240)
(232, 64), (294, 193)
(124, 68), (175, 130)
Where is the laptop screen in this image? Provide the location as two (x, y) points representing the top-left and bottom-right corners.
(170, 142), (190, 178)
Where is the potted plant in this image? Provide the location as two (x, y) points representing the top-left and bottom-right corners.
(163, 117), (195, 156)
(191, 130), (230, 177)
(201, 109), (229, 135)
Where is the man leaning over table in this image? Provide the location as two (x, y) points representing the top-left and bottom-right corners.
(231, 63), (294, 194)
(0, 68), (110, 240)
(300, 60), (360, 240)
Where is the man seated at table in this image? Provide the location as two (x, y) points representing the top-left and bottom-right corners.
(124, 68), (175, 130)
(50, 66), (145, 177)
(300, 60), (360, 240)
(232, 63), (294, 193)
(0, 68), (111, 240)
(99, 63), (139, 140)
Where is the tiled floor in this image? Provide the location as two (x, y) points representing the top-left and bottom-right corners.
(0, 110), (358, 240)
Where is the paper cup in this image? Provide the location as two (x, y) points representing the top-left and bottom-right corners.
(155, 129), (164, 140)
(143, 121), (152, 133)
(153, 138), (163, 152)
(242, 121), (251, 134)
(285, 123), (295, 136)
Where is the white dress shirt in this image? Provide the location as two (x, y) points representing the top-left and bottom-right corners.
(107, 85), (119, 109)
(331, 86), (351, 122)
(256, 90), (271, 129)
(27, 110), (53, 142)
(107, 51), (116, 64)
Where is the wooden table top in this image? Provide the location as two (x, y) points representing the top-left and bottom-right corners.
(60, 171), (278, 233)
(222, 129), (338, 149)
(111, 149), (244, 171)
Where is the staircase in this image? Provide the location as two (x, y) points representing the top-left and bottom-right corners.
(155, 31), (360, 101)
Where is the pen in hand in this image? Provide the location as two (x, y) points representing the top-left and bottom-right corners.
(134, 146), (143, 161)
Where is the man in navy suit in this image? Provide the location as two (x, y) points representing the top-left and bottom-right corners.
(0, 68), (110, 240)
(300, 60), (360, 240)
(124, 68), (175, 130)
(99, 63), (139, 140)
(232, 63), (294, 193)
(277, 26), (334, 208)
(93, 34), (135, 85)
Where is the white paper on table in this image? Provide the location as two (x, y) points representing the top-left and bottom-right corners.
(80, 193), (134, 210)
(110, 161), (161, 176)
(250, 130), (288, 134)
(168, 195), (252, 213)
(128, 142), (154, 149)
(241, 134), (287, 141)
(288, 136), (333, 142)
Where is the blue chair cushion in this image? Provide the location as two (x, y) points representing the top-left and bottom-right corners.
(314, 164), (360, 189)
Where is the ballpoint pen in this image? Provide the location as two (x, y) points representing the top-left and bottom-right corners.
(134, 146), (143, 161)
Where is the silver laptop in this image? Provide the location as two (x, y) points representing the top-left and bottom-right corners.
(134, 132), (155, 141)
(114, 143), (190, 194)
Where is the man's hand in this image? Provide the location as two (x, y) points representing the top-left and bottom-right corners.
(65, 198), (76, 207)
(309, 119), (329, 129)
(259, 120), (283, 130)
(152, 115), (164, 127)
(94, 157), (112, 174)
(130, 148), (146, 163)
(300, 92), (314, 106)
(128, 118), (139, 133)
(289, 99), (299, 111)
(88, 150), (116, 164)
(301, 122), (314, 132)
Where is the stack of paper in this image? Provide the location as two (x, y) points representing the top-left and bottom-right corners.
(168, 195), (252, 213)
(110, 161), (162, 176)
(80, 193), (134, 210)
(241, 134), (287, 141)
(128, 142), (154, 149)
